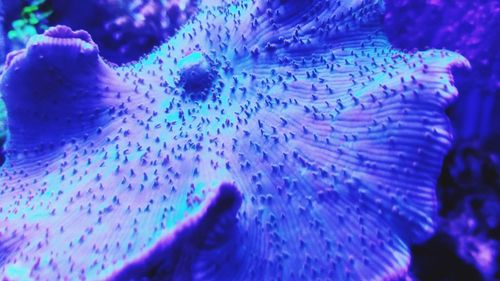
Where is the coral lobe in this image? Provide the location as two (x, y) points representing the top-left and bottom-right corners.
(0, 0), (468, 280)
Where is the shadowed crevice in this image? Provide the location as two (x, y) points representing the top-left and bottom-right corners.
(106, 183), (242, 281)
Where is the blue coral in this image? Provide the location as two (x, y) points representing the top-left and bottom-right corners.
(0, 0), (468, 280)
(47, 0), (198, 64)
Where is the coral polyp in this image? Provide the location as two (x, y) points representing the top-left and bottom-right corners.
(177, 51), (216, 101)
(0, 0), (468, 280)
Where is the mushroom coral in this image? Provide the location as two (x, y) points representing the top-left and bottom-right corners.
(0, 0), (468, 280)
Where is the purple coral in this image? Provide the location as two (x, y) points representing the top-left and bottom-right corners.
(384, 0), (500, 144)
(48, 0), (198, 64)
(0, 1), (468, 280)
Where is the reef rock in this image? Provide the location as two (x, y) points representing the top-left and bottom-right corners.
(0, 0), (468, 280)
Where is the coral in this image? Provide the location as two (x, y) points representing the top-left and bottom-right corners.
(409, 143), (500, 280)
(48, 0), (198, 64)
(384, 0), (500, 145)
(0, 0), (468, 280)
(1, 0), (198, 64)
(0, 98), (6, 166)
(384, 2), (500, 278)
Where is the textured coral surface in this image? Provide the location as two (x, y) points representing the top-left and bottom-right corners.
(48, 0), (198, 64)
(0, 0), (467, 280)
(384, 1), (499, 279)
(385, 0), (499, 146)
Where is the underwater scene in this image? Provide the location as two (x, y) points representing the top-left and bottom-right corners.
(0, 0), (498, 280)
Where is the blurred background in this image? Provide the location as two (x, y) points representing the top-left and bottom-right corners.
(0, 0), (498, 280)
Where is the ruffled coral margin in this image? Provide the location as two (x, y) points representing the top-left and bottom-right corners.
(0, 0), (469, 280)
